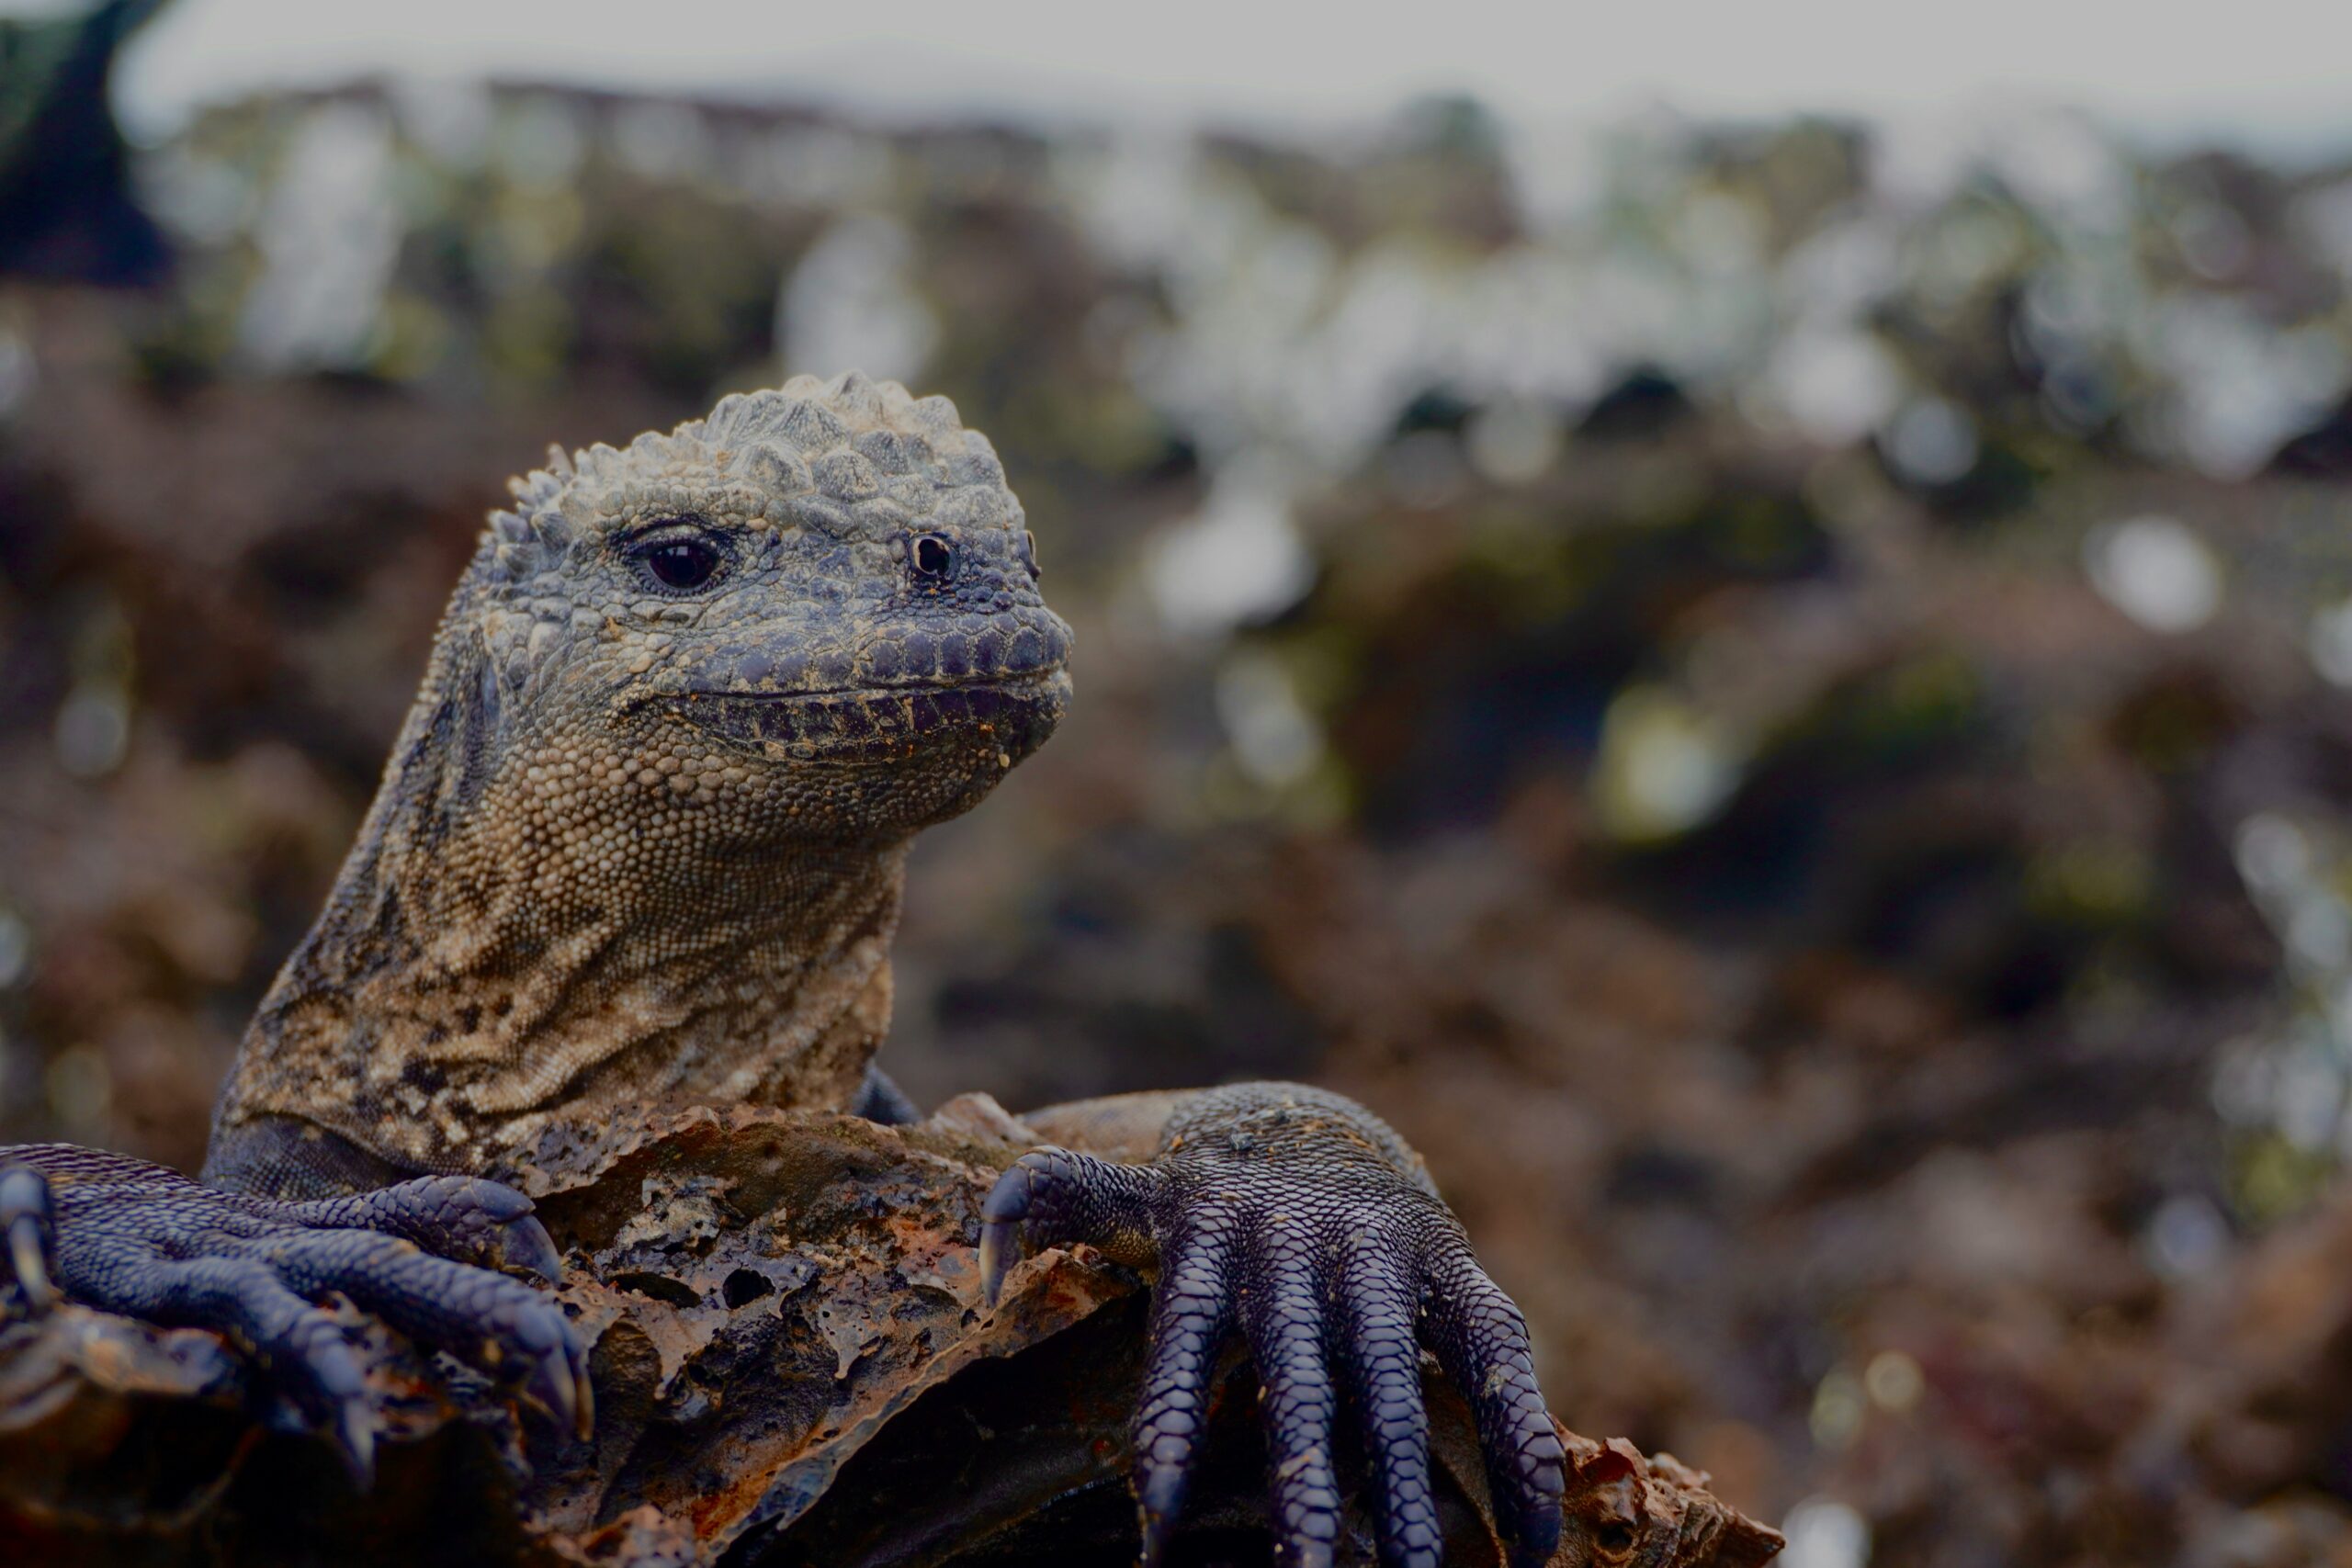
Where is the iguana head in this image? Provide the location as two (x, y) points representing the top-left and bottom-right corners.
(457, 372), (1072, 843)
(219, 376), (1071, 1169)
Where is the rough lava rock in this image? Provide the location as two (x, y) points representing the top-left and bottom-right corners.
(1, 1102), (1781, 1568)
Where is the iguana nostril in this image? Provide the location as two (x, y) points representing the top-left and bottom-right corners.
(912, 534), (955, 580)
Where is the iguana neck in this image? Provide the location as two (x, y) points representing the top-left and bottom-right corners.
(209, 594), (909, 1182)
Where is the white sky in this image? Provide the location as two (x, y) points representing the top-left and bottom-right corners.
(16, 0), (2352, 149)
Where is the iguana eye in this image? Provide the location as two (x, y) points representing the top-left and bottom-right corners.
(631, 528), (729, 594)
(648, 540), (720, 590)
(910, 534), (956, 581)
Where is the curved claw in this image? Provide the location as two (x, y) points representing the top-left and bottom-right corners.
(1, 1165), (59, 1314)
(979, 1147), (1160, 1307)
(487, 1213), (567, 1283)
(510, 1289), (596, 1441)
(976, 1162), (1034, 1308)
(332, 1393), (379, 1487)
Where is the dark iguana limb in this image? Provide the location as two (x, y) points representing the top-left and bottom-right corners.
(981, 1082), (1566, 1568)
(0, 1145), (589, 1483)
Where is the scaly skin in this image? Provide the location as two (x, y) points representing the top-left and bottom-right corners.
(0, 373), (1563, 1562)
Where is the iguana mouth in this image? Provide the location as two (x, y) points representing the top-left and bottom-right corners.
(673, 668), (1069, 764)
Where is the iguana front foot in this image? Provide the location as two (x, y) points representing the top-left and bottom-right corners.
(0, 1145), (591, 1483)
(979, 1084), (1565, 1568)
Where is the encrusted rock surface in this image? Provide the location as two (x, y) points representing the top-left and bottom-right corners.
(1, 1100), (1777, 1567)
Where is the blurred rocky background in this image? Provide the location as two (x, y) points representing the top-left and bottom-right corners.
(10, 2), (2352, 1563)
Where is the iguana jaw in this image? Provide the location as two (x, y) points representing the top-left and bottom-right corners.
(672, 669), (1070, 767)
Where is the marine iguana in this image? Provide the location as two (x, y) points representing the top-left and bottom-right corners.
(0, 374), (1565, 1568)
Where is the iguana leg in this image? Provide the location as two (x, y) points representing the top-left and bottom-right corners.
(0, 1145), (590, 1483)
(980, 1083), (1565, 1568)
(851, 1066), (924, 1126)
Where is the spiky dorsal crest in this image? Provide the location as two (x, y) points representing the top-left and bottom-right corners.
(477, 373), (1010, 584)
